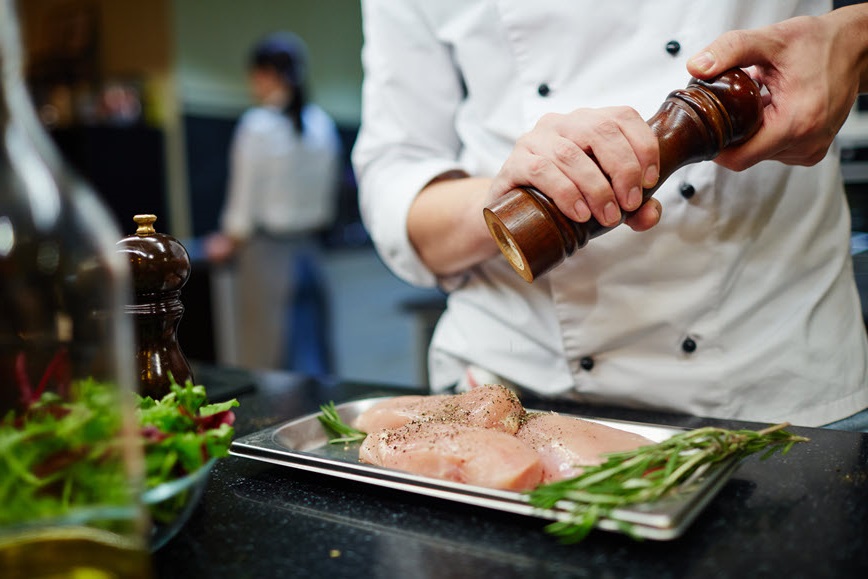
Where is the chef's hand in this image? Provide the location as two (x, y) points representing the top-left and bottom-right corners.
(687, 5), (868, 171)
(488, 106), (662, 231)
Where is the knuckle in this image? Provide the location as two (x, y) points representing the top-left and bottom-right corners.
(535, 112), (563, 130)
(612, 106), (639, 121)
(526, 154), (554, 179)
(772, 16), (816, 44)
(638, 133), (660, 158)
(552, 138), (583, 165)
(547, 181), (579, 204)
(514, 133), (535, 151)
(593, 118), (621, 138)
(613, 159), (642, 182)
(577, 179), (612, 204)
(721, 29), (748, 55)
(566, 107), (592, 120)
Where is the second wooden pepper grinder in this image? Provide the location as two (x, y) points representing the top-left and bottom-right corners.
(483, 68), (763, 282)
(116, 214), (194, 398)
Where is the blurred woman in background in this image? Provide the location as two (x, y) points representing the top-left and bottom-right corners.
(205, 32), (341, 370)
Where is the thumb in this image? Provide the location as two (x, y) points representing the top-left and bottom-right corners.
(687, 29), (772, 79)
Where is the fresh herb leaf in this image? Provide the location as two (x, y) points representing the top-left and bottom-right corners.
(0, 375), (239, 526)
(0, 379), (128, 525)
(528, 422), (808, 544)
(318, 401), (367, 444)
(135, 379), (239, 484)
(199, 399), (241, 417)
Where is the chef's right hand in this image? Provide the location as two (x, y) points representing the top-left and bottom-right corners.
(488, 106), (662, 231)
(687, 6), (868, 171)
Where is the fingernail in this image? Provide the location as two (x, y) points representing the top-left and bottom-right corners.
(643, 165), (659, 189)
(574, 199), (591, 222)
(627, 186), (642, 210)
(603, 201), (620, 225)
(689, 51), (715, 74)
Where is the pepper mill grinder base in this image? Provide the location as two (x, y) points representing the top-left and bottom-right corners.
(484, 186), (587, 282)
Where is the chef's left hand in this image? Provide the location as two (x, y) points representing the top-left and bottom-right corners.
(488, 106), (662, 231)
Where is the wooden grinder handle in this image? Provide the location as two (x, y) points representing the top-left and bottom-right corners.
(483, 68), (763, 282)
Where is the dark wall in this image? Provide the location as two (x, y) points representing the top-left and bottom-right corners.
(182, 114), (238, 237)
(51, 126), (168, 235)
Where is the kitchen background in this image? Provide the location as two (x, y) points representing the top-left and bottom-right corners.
(15, 0), (868, 390)
(17, 0), (442, 389)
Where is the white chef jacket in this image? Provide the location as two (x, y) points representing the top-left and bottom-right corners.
(221, 103), (341, 239)
(352, 0), (868, 426)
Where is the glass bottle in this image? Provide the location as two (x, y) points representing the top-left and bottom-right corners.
(0, 0), (151, 576)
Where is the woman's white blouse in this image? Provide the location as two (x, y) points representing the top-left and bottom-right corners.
(222, 103), (341, 239)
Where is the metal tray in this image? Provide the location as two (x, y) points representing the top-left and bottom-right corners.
(230, 397), (740, 541)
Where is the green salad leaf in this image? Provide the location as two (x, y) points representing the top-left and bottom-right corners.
(0, 375), (239, 526)
(136, 381), (239, 487)
(0, 377), (129, 525)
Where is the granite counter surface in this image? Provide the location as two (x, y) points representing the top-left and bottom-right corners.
(153, 365), (868, 578)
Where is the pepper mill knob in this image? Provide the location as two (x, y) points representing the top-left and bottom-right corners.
(483, 68), (763, 282)
(116, 214), (194, 398)
(134, 213), (158, 236)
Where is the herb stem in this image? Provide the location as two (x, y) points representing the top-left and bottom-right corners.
(318, 402), (367, 445)
(528, 423), (808, 544)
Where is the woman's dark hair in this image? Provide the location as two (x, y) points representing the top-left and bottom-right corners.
(249, 32), (308, 133)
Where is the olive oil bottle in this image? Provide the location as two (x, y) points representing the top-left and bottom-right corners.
(0, 0), (151, 576)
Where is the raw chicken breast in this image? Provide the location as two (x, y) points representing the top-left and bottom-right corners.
(517, 412), (653, 483)
(359, 422), (544, 491)
(354, 385), (525, 434)
(352, 395), (443, 432)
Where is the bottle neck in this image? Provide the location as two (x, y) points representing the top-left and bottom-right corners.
(0, 0), (23, 124)
(1, 0), (46, 127)
(1, 0), (66, 184)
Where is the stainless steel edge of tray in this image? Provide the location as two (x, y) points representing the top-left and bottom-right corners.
(230, 397), (740, 541)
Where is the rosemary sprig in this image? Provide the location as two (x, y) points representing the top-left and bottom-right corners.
(317, 401), (367, 444)
(528, 422), (809, 544)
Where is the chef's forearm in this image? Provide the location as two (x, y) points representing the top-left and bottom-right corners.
(828, 3), (868, 93)
(407, 176), (501, 277)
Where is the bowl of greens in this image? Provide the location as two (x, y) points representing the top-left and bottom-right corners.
(136, 381), (239, 551)
(0, 372), (238, 552)
(142, 457), (216, 550)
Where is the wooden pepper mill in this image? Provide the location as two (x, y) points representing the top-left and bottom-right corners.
(483, 68), (763, 282)
(116, 214), (194, 398)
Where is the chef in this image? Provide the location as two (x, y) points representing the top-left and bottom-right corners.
(351, 0), (868, 429)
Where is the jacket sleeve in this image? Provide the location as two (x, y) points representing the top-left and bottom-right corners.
(352, 0), (468, 287)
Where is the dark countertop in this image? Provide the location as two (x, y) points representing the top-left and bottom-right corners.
(153, 364), (868, 578)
